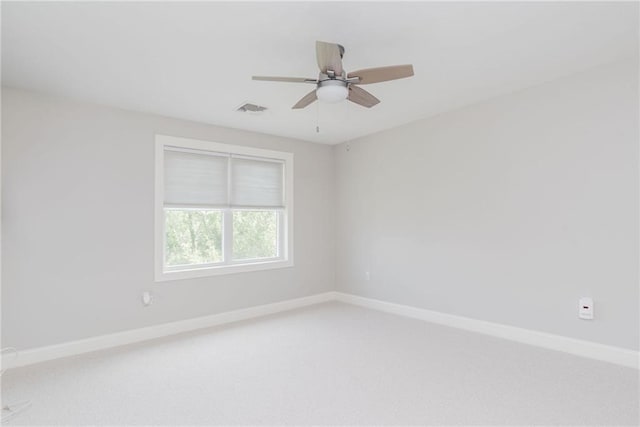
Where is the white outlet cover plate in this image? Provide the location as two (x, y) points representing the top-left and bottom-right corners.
(578, 297), (593, 319)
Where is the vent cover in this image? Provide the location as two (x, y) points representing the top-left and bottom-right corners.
(236, 102), (267, 113)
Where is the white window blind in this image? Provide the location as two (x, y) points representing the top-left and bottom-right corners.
(164, 149), (228, 206)
(163, 149), (284, 208)
(230, 157), (284, 208)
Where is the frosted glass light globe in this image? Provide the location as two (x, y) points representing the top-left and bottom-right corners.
(316, 80), (348, 103)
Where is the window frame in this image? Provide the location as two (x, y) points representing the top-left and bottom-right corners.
(155, 134), (294, 282)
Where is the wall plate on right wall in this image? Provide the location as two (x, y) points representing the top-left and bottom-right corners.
(579, 297), (594, 320)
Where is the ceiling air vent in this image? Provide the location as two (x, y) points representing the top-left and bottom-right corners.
(236, 102), (267, 113)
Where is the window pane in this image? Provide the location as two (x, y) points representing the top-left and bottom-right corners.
(232, 210), (278, 260)
(165, 210), (223, 267)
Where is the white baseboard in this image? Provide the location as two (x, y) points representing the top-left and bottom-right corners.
(334, 292), (639, 369)
(2, 292), (336, 370)
(4, 290), (637, 371)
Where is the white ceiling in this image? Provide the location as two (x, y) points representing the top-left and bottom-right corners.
(2, 1), (638, 144)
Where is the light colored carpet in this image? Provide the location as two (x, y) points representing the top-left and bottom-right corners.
(2, 302), (638, 425)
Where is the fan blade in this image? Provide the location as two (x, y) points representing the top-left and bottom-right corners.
(253, 76), (317, 83)
(348, 86), (380, 108)
(347, 64), (414, 85)
(292, 90), (318, 109)
(316, 41), (344, 76)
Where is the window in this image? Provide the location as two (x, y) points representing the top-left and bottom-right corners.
(155, 135), (293, 281)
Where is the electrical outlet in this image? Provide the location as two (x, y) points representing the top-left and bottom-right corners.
(578, 297), (593, 320)
(142, 291), (153, 307)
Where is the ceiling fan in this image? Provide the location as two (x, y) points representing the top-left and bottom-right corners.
(252, 41), (414, 109)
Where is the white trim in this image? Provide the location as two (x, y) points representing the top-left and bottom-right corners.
(158, 135), (292, 163)
(4, 291), (636, 371)
(158, 258), (293, 281)
(2, 292), (336, 370)
(334, 292), (639, 369)
(154, 134), (294, 282)
(154, 140), (165, 282)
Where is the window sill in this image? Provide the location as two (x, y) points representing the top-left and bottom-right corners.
(155, 259), (294, 282)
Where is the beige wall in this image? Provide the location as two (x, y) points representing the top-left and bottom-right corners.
(334, 59), (639, 350)
(1, 88), (335, 350)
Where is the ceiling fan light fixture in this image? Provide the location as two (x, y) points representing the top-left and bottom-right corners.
(316, 79), (348, 103)
(252, 41), (414, 109)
